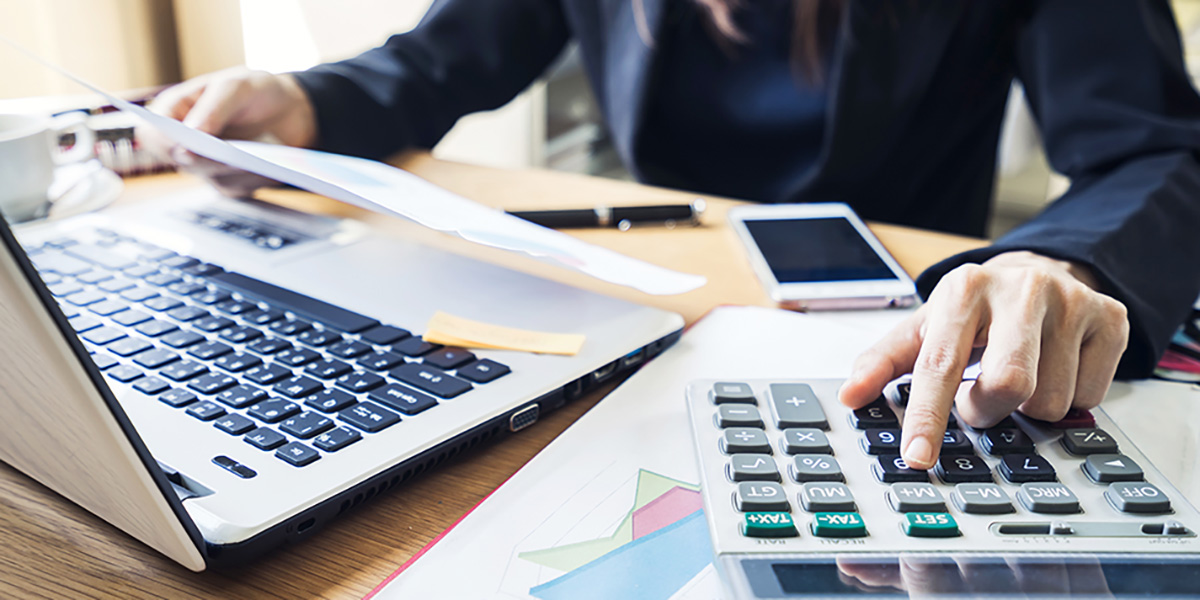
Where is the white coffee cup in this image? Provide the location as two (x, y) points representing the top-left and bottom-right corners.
(0, 112), (96, 223)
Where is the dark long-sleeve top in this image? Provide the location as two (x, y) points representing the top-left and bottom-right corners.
(292, 0), (1200, 378)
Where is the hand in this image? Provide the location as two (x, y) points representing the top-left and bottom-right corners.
(145, 67), (318, 196)
(838, 251), (1130, 470)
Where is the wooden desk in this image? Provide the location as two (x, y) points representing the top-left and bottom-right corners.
(0, 155), (985, 599)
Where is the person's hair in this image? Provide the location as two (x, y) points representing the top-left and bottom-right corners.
(635, 0), (845, 81)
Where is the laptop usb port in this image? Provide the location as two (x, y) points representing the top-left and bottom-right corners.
(593, 361), (619, 383)
(621, 349), (644, 369)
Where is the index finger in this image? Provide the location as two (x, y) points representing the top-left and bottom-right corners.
(901, 298), (983, 470)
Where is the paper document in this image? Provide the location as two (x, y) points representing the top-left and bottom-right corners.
(1, 37), (706, 296)
(369, 306), (900, 599)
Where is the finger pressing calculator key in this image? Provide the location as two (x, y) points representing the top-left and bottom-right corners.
(685, 379), (1200, 600)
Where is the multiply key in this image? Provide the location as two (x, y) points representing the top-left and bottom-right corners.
(769, 383), (827, 429)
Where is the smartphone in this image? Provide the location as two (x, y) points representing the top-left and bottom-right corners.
(728, 203), (918, 310)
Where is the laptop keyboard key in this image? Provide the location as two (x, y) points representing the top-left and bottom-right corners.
(219, 326), (263, 344)
(280, 411), (335, 439)
(361, 325), (411, 345)
(424, 348), (476, 370)
(188, 341), (234, 361)
(370, 383), (438, 415)
(297, 329), (341, 347)
(119, 285), (159, 302)
(313, 426), (362, 452)
(192, 289), (231, 305)
(132, 376), (170, 395)
(271, 319), (312, 337)
(144, 296), (184, 312)
(328, 339), (371, 359)
(76, 270), (114, 285)
(214, 352), (263, 373)
(457, 359), (510, 383)
(159, 389), (197, 407)
(393, 336), (439, 357)
(248, 399), (301, 423)
(134, 348), (180, 369)
(215, 299), (258, 315)
(168, 282), (209, 297)
(193, 315), (236, 332)
(160, 360), (209, 382)
(244, 364), (291, 386)
(70, 315), (103, 333)
(247, 337), (292, 355)
(168, 306), (210, 322)
(111, 309), (152, 327)
(306, 359), (352, 380)
(276, 347), (321, 367)
(209, 271), (381, 333)
(391, 363), (472, 398)
(273, 375), (324, 399)
(161, 330), (206, 349)
(357, 351), (405, 372)
(214, 413), (256, 435)
(134, 319), (177, 338)
(48, 281), (84, 297)
(88, 299), (131, 316)
(243, 308), (285, 325)
(91, 352), (119, 370)
(186, 401), (226, 421)
(108, 338), (152, 357)
(276, 442), (321, 467)
(244, 427), (286, 450)
(82, 326), (126, 345)
(339, 402), (400, 433)
(106, 365), (144, 383)
(145, 272), (184, 287)
(336, 371), (384, 393)
(66, 290), (107, 306)
(188, 373), (238, 395)
(216, 384), (269, 408)
(306, 388), (358, 413)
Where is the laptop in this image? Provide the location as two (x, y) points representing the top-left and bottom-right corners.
(0, 186), (684, 571)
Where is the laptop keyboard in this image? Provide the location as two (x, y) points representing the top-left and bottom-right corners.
(24, 228), (512, 471)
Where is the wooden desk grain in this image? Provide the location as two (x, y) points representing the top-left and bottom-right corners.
(0, 155), (985, 599)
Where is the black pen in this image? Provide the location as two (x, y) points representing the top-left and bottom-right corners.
(507, 200), (706, 230)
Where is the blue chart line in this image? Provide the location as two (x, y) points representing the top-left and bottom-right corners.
(528, 510), (711, 600)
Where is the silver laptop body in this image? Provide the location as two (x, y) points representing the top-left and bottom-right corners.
(0, 187), (683, 570)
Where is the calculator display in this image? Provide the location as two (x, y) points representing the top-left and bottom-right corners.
(744, 555), (1200, 597)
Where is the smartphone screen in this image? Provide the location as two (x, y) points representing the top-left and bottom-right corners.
(743, 217), (899, 283)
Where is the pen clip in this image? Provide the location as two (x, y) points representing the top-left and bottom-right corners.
(616, 199), (706, 231)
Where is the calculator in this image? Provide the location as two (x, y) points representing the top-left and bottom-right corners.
(685, 379), (1200, 599)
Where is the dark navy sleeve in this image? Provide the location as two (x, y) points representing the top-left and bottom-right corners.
(916, 0), (1200, 377)
(290, 0), (570, 159)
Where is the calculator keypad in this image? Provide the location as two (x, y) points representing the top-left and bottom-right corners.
(687, 379), (1200, 556)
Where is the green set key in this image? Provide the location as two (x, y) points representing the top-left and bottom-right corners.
(742, 512), (799, 538)
(811, 512), (867, 538)
(903, 512), (960, 537)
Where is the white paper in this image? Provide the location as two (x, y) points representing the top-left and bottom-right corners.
(2, 37), (706, 296)
(372, 306), (888, 599)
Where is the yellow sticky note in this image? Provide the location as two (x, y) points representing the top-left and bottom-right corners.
(424, 311), (586, 356)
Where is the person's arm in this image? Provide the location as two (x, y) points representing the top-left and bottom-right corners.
(920, 0), (1200, 378)
(291, 0), (570, 159)
(839, 0), (1200, 469)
